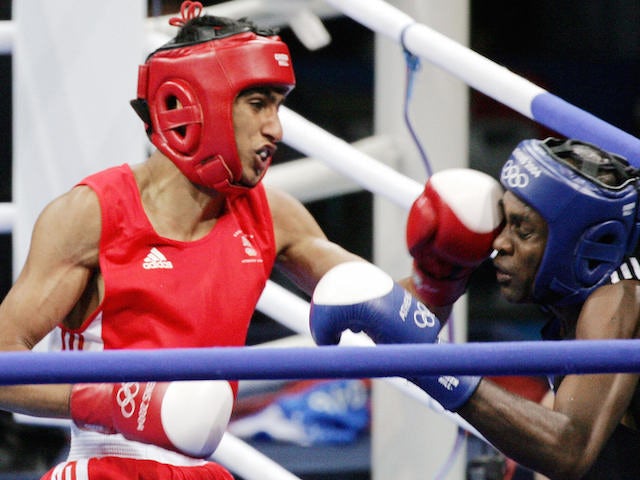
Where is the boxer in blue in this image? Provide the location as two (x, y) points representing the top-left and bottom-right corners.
(311, 138), (640, 479)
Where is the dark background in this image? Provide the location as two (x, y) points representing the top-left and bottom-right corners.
(0, 1), (639, 476)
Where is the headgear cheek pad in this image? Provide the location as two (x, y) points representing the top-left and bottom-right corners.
(500, 138), (640, 306)
(134, 30), (295, 193)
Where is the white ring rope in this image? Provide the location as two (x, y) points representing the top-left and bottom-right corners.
(326, 0), (542, 117)
(324, 0), (640, 165)
(0, 20), (14, 54)
(280, 107), (423, 209)
(212, 433), (303, 480)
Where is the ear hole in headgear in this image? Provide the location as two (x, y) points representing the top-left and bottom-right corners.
(154, 80), (202, 155)
(163, 96), (187, 137)
(575, 221), (627, 285)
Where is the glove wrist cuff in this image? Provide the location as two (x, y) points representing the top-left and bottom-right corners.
(412, 264), (468, 307)
(413, 374), (481, 411)
(70, 383), (116, 434)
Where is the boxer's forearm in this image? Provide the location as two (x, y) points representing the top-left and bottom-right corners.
(0, 384), (72, 418)
(459, 379), (591, 479)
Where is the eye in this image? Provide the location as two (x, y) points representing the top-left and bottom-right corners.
(248, 96), (267, 111)
(508, 218), (533, 240)
(516, 227), (533, 240)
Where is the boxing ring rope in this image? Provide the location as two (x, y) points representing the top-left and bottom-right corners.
(0, 3), (339, 56)
(0, 20), (13, 53)
(213, 434), (303, 480)
(264, 134), (398, 203)
(256, 278), (486, 442)
(325, 0), (640, 165)
(0, 337), (638, 477)
(3, 340), (640, 386)
(0, 202), (15, 234)
(280, 108), (422, 208)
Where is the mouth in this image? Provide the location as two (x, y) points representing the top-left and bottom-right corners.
(493, 262), (512, 285)
(255, 146), (275, 168)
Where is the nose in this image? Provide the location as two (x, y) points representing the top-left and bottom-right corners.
(263, 109), (283, 143)
(492, 225), (511, 256)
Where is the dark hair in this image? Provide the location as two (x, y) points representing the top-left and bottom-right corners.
(175, 15), (278, 42)
(150, 15), (279, 57)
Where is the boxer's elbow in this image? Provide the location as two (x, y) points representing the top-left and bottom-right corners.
(538, 427), (598, 480)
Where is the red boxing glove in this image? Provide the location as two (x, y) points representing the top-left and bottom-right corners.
(407, 168), (503, 306)
(71, 380), (234, 458)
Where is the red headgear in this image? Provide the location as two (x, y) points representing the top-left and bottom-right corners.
(132, 6), (295, 193)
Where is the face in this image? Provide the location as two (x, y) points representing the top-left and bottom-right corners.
(232, 87), (286, 187)
(492, 191), (548, 303)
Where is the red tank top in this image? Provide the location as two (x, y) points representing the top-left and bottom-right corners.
(56, 165), (276, 351)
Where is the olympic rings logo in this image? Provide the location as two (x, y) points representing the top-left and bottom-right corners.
(414, 302), (437, 329)
(116, 382), (140, 419)
(501, 160), (529, 188)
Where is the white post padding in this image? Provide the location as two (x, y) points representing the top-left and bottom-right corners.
(369, 1), (470, 479)
(13, 0), (147, 274)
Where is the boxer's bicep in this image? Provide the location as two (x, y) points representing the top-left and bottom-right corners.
(0, 186), (100, 350)
(269, 189), (362, 294)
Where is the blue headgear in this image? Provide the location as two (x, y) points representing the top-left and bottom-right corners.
(500, 138), (640, 306)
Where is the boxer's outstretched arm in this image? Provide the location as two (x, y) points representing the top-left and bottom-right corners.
(310, 261), (480, 411)
(268, 186), (364, 295)
(458, 282), (640, 479)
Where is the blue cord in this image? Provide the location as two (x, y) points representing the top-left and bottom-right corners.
(402, 32), (464, 479)
(401, 29), (457, 342)
(401, 29), (433, 178)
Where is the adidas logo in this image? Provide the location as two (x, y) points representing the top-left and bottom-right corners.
(438, 375), (460, 391)
(142, 247), (173, 270)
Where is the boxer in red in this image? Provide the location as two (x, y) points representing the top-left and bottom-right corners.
(0, 2), (502, 478)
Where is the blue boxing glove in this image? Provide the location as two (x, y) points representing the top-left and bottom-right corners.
(310, 261), (441, 346)
(411, 351), (481, 411)
(310, 261), (480, 411)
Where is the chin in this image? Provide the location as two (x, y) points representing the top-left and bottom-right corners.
(248, 176), (262, 187)
(238, 178), (260, 189)
(499, 286), (525, 304)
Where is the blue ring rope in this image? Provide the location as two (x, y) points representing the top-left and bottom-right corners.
(3, 340), (640, 385)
